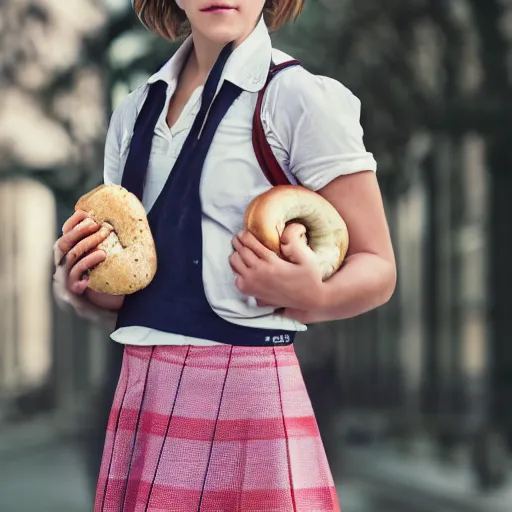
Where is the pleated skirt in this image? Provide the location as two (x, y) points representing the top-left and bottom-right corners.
(94, 344), (340, 512)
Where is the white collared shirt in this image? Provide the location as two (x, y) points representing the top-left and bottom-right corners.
(54, 18), (377, 346)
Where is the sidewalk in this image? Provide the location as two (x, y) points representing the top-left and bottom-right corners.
(0, 439), (91, 512)
(343, 445), (512, 512)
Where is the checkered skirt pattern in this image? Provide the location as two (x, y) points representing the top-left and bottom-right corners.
(94, 344), (340, 511)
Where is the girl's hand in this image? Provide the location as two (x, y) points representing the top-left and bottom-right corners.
(230, 224), (325, 312)
(57, 210), (111, 295)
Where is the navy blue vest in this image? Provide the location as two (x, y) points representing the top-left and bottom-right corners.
(116, 44), (296, 347)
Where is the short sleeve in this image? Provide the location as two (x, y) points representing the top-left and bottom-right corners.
(103, 85), (147, 186)
(262, 67), (377, 191)
(103, 104), (123, 186)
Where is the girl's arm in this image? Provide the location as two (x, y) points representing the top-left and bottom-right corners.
(231, 68), (395, 323)
(52, 248), (120, 330)
(52, 103), (125, 327)
(282, 170), (396, 324)
(230, 170), (396, 323)
(84, 289), (125, 311)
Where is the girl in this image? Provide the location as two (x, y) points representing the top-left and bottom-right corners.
(54, 0), (396, 510)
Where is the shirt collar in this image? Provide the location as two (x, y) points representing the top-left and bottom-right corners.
(147, 17), (272, 93)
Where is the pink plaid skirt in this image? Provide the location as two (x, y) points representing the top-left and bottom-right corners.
(94, 344), (340, 511)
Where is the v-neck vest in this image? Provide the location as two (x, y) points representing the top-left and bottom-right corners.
(116, 44), (295, 347)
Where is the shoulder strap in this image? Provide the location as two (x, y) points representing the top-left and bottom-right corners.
(252, 60), (301, 187)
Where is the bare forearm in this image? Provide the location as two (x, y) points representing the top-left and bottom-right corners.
(305, 253), (396, 324)
(84, 288), (125, 311)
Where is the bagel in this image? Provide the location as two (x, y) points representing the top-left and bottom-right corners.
(75, 184), (157, 295)
(244, 185), (349, 280)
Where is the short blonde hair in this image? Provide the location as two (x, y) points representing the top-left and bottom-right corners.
(133, 0), (304, 41)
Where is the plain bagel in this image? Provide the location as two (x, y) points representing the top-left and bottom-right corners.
(75, 184), (157, 295)
(244, 185), (349, 280)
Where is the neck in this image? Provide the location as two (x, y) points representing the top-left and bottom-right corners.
(189, 18), (260, 78)
(189, 32), (226, 78)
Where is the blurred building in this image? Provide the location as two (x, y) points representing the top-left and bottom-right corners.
(0, 2), (113, 496)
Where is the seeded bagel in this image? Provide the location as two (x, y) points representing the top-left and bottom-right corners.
(75, 184), (157, 295)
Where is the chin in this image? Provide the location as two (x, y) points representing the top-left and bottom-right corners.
(197, 24), (245, 45)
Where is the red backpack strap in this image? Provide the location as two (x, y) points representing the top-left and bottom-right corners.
(252, 60), (301, 186)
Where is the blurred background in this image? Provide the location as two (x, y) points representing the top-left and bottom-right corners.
(1, 0), (511, 510)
